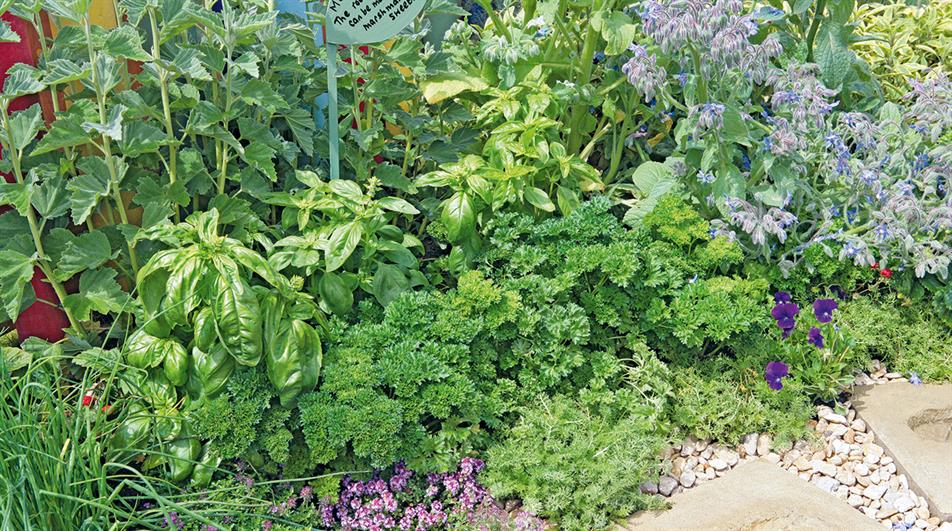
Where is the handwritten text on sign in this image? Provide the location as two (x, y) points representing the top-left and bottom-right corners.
(325, 0), (426, 44)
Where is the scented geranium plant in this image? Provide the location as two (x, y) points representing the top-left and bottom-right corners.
(766, 291), (855, 400)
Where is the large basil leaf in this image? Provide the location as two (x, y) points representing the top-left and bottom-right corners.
(162, 253), (207, 326)
(192, 307), (217, 353)
(189, 345), (234, 400)
(166, 436), (200, 482)
(324, 221), (362, 272)
(318, 271), (353, 315)
(212, 273), (262, 367)
(125, 330), (187, 372)
(441, 191), (475, 243)
(263, 293), (321, 407)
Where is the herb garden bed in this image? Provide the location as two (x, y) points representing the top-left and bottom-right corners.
(0, 0), (950, 529)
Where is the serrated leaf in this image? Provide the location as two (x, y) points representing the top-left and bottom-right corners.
(30, 169), (70, 219)
(31, 100), (97, 155)
(0, 21), (21, 43)
(280, 107), (315, 157)
(120, 120), (166, 157)
(0, 181), (32, 217)
(0, 249), (35, 321)
(82, 54), (121, 95)
(231, 52), (260, 78)
(102, 25), (152, 61)
(170, 48), (211, 80)
(68, 158), (113, 224)
(240, 143), (277, 181)
(2, 346), (31, 371)
(55, 231), (115, 282)
(83, 103), (126, 141)
(8, 104), (43, 150)
(72, 347), (121, 371)
(63, 268), (131, 320)
(239, 79), (287, 110)
(42, 0), (85, 21)
(42, 59), (90, 85)
(121, 0), (148, 24)
(0, 64), (43, 100)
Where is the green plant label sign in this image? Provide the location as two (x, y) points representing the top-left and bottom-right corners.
(325, 0), (426, 44)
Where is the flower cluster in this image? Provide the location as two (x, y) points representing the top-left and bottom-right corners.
(621, 44), (667, 102)
(318, 459), (542, 530)
(721, 197), (798, 246)
(766, 294), (842, 390)
(637, 0), (783, 82)
(904, 72), (952, 141)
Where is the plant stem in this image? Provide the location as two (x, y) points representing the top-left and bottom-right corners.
(217, 46), (235, 194)
(689, 45), (707, 103)
(149, 9), (180, 222)
(84, 16), (139, 275)
(476, 0), (512, 42)
(0, 116), (81, 332)
(566, 2), (603, 154)
(806, 0), (827, 62)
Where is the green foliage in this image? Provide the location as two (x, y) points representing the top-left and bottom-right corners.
(299, 271), (520, 471)
(189, 368), (276, 462)
(484, 395), (665, 530)
(839, 297), (952, 382)
(668, 357), (814, 447)
(0, 346), (228, 529)
(480, 197), (769, 363)
(853, 0), (952, 100)
(754, 243), (876, 302)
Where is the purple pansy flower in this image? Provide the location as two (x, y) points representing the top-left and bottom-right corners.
(764, 361), (789, 390)
(813, 298), (838, 323)
(774, 291), (792, 303)
(771, 302), (800, 338)
(807, 327), (824, 349)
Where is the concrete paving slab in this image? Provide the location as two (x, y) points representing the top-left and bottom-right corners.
(852, 383), (952, 520)
(621, 459), (882, 530)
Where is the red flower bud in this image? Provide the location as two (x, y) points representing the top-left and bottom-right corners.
(880, 268), (893, 278)
(871, 262), (879, 270)
(373, 154), (384, 164)
(101, 405), (112, 413)
(82, 395), (94, 407)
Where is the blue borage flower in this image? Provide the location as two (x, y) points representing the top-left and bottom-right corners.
(909, 372), (922, 385)
(764, 361), (789, 390)
(697, 171), (716, 184)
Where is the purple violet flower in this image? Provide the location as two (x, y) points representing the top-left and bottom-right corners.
(771, 302), (799, 338)
(807, 327), (824, 349)
(764, 361), (789, 390)
(774, 291), (791, 303)
(813, 298), (838, 323)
